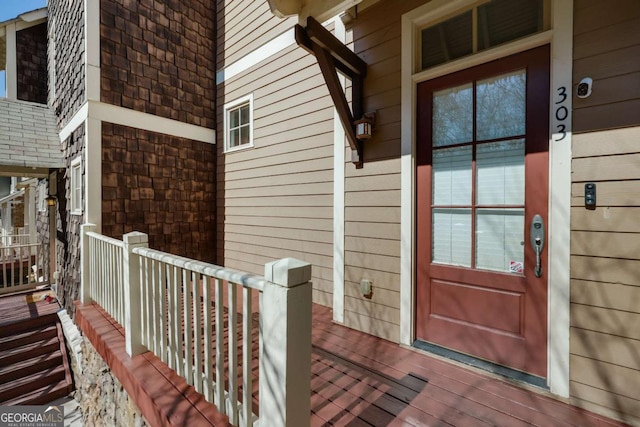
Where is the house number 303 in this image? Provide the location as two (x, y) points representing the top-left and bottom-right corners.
(554, 86), (568, 141)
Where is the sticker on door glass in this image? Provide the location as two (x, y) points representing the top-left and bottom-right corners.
(509, 261), (524, 274)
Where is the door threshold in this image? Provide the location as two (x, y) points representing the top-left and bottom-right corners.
(412, 340), (548, 389)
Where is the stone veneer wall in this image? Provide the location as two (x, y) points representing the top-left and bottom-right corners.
(102, 123), (216, 263)
(56, 125), (85, 316)
(70, 336), (149, 427)
(48, 0), (85, 126)
(100, 0), (216, 129)
(16, 23), (48, 104)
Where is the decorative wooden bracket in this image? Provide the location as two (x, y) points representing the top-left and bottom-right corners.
(295, 17), (368, 168)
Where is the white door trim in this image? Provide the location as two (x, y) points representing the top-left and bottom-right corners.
(399, 0), (572, 397)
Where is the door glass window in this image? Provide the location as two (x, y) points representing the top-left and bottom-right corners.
(432, 83), (473, 147)
(433, 208), (472, 267)
(431, 70), (527, 273)
(476, 140), (525, 205)
(433, 146), (472, 205)
(476, 70), (526, 140)
(476, 208), (524, 272)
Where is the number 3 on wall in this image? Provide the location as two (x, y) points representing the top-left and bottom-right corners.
(553, 86), (568, 142)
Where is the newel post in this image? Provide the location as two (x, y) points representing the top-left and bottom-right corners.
(261, 258), (312, 427)
(123, 231), (148, 356)
(80, 223), (97, 304)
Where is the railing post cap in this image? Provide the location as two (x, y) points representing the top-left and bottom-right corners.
(265, 257), (311, 288)
(123, 231), (149, 245)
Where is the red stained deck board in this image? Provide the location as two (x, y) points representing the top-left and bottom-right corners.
(312, 358), (450, 427)
(311, 305), (629, 427)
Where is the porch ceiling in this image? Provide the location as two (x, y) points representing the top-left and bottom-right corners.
(0, 98), (63, 178)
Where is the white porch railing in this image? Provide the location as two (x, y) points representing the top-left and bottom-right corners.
(0, 242), (42, 295)
(0, 233), (31, 246)
(80, 224), (312, 427)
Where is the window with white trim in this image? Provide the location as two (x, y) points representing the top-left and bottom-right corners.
(70, 157), (82, 215)
(224, 94), (253, 152)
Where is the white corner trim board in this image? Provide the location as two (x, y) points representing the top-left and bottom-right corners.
(58, 100), (216, 144)
(333, 16), (346, 324)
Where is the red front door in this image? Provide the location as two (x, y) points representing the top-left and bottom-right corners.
(416, 46), (550, 378)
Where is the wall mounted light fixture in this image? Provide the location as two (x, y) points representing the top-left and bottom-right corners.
(354, 112), (376, 140)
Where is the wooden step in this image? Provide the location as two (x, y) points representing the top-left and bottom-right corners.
(0, 350), (62, 386)
(1, 378), (72, 406)
(0, 313), (59, 338)
(0, 336), (60, 367)
(0, 324), (58, 351)
(0, 364), (66, 404)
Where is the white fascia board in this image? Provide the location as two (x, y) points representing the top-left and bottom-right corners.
(59, 101), (216, 145)
(216, 28), (296, 85)
(59, 102), (89, 142)
(91, 102), (216, 144)
(15, 18), (47, 31)
(18, 8), (48, 23)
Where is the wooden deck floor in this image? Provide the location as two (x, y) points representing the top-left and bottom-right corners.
(76, 298), (630, 427)
(309, 304), (628, 427)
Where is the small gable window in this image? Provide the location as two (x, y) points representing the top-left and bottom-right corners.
(224, 94), (253, 152)
(70, 156), (82, 215)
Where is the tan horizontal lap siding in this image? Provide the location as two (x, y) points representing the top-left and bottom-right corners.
(344, 158), (402, 343)
(570, 2), (640, 423)
(338, 0), (428, 342)
(217, 16), (335, 307)
(216, 0), (296, 69)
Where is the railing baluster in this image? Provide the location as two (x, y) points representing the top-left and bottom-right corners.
(98, 240), (103, 308)
(242, 287), (253, 427)
(228, 281), (238, 425)
(214, 277), (225, 413)
(141, 257), (149, 348)
(193, 271), (202, 394)
(159, 262), (167, 364)
(166, 263), (175, 369)
(203, 275), (213, 403)
(152, 259), (160, 356)
(183, 268), (193, 386)
(108, 242), (113, 317)
(2, 247), (7, 289)
(173, 266), (183, 376)
(18, 245), (23, 286)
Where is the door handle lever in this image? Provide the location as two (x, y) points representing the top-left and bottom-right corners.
(534, 238), (542, 277)
(530, 215), (545, 278)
